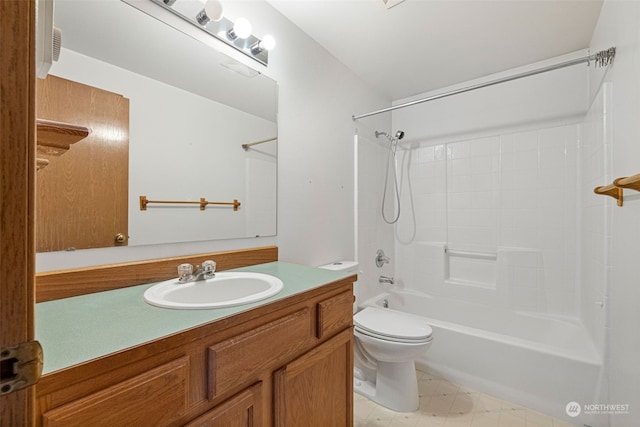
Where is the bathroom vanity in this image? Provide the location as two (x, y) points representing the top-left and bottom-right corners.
(34, 249), (355, 426)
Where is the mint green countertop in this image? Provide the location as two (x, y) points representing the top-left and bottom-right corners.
(36, 261), (353, 375)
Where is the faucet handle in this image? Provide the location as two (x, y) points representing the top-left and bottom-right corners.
(202, 260), (216, 278)
(375, 249), (390, 268)
(178, 263), (194, 283)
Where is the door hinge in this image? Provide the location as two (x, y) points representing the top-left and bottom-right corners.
(0, 340), (43, 395)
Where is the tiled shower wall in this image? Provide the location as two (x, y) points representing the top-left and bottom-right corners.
(395, 123), (581, 317)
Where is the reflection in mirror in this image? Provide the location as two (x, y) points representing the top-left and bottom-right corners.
(37, 0), (277, 252)
(132, 0), (273, 66)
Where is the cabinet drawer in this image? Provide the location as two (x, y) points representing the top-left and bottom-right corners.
(316, 290), (353, 339)
(208, 308), (311, 400)
(42, 356), (189, 427)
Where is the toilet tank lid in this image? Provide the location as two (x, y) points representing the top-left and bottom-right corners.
(317, 261), (359, 272)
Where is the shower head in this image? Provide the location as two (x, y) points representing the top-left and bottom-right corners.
(395, 130), (404, 140)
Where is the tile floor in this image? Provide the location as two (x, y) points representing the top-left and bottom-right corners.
(354, 371), (578, 427)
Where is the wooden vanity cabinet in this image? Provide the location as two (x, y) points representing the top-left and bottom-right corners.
(35, 278), (354, 426)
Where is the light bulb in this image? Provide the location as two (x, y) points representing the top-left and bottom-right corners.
(251, 35), (276, 55)
(196, 0), (223, 26)
(261, 35), (276, 51)
(233, 17), (252, 39)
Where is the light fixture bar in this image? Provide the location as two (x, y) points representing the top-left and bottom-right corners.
(148, 0), (269, 66)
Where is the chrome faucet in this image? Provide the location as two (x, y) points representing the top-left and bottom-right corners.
(379, 275), (394, 285)
(178, 260), (216, 283)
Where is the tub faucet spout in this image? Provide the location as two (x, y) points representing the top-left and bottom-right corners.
(379, 275), (394, 285)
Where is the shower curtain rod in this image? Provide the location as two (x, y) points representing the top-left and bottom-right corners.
(352, 47), (616, 121)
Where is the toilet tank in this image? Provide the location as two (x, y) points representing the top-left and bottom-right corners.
(318, 261), (359, 313)
(318, 261), (359, 274)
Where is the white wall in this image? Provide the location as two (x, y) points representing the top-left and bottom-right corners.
(588, 1), (640, 425)
(36, 0), (390, 271)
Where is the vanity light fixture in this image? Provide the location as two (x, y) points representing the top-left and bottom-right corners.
(146, 0), (274, 66)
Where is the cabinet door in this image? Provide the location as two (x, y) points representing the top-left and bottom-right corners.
(185, 383), (262, 427)
(273, 328), (353, 427)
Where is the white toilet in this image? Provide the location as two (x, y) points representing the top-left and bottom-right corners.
(318, 261), (433, 413)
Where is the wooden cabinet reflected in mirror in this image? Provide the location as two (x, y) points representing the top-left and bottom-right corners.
(36, 76), (129, 252)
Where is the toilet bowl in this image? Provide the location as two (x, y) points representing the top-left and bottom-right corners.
(353, 306), (432, 412)
(318, 261), (433, 413)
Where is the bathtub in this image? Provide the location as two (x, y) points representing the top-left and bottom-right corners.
(361, 288), (605, 426)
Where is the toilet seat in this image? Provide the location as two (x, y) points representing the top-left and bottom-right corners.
(354, 307), (433, 343)
(355, 326), (433, 344)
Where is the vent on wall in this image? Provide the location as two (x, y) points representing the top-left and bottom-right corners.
(36, 0), (62, 79)
(382, 0), (407, 9)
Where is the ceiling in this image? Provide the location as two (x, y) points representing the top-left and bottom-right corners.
(267, 0), (604, 101)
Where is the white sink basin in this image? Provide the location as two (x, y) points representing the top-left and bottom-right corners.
(143, 272), (284, 309)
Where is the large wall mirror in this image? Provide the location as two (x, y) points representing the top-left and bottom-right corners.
(36, 0), (277, 253)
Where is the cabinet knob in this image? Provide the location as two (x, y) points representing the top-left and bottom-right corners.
(115, 233), (126, 244)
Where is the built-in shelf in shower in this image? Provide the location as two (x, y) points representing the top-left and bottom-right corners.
(444, 246), (497, 290)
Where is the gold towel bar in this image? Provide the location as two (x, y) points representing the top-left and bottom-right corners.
(242, 136), (277, 151)
(139, 196), (241, 211)
(594, 173), (640, 207)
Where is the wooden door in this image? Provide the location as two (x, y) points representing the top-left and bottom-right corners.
(273, 329), (353, 427)
(35, 75), (129, 252)
(0, 0), (37, 425)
